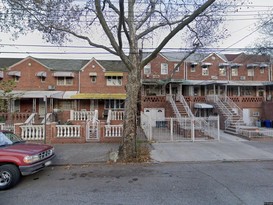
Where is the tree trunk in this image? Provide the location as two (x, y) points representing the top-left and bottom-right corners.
(121, 62), (141, 160)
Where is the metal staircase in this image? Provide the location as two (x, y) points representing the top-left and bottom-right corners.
(207, 95), (245, 135)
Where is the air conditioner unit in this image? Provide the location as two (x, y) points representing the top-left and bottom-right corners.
(253, 112), (260, 117)
(48, 85), (56, 90)
(240, 76), (246, 80)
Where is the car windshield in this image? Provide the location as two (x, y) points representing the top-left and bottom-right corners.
(0, 132), (23, 146)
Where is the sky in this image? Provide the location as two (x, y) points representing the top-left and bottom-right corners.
(0, 0), (273, 60)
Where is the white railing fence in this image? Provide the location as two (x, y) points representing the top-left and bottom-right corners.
(70, 110), (95, 121)
(140, 116), (220, 142)
(56, 125), (81, 138)
(104, 125), (123, 137)
(20, 125), (44, 141)
(0, 123), (14, 131)
(238, 128), (273, 138)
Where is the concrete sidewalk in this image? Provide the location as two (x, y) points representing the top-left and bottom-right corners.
(51, 131), (273, 165)
(151, 131), (273, 162)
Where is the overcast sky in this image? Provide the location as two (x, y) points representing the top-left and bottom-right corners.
(0, 0), (272, 60)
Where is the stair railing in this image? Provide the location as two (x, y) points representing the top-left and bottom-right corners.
(207, 95), (233, 130)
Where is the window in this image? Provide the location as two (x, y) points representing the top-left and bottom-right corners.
(41, 76), (46, 82)
(231, 68), (238, 76)
(14, 76), (19, 82)
(161, 63), (168, 75)
(144, 63), (151, 75)
(202, 66), (209, 76)
(106, 76), (122, 86)
(105, 99), (125, 109)
(247, 68), (254, 77)
(174, 64), (179, 72)
(57, 77), (73, 85)
(60, 100), (73, 110)
(190, 64), (196, 72)
(260, 68), (265, 74)
(219, 67), (226, 76)
(90, 76), (97, 83)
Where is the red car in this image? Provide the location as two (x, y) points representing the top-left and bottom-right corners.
(0, 130), (55, 190)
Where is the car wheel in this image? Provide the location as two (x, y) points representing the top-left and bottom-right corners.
(0, 164), (21, 190)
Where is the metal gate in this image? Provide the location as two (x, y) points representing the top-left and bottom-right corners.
(86, 120), (100, 141)
(141, 113), (220, 142)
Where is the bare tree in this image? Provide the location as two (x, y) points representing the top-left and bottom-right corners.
(0, 0), (244, 160)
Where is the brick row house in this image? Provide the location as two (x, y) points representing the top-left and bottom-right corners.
(1, 52), (273, 142)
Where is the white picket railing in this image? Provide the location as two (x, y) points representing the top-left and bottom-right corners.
(20, 125), (44, 141)
(56, 125), (81, 138)
(104, 125), (123, 137)
(70, 110), (95, 121)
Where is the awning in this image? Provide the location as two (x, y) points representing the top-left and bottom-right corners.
(201, 62), (212, 66)
(51, 91), (78, 99)
(0, 71), (3, 78)
(8, 91), (62, 98)
(8, 71), (21, 77)
(36, 71), (47, 77)
(247, 64), (259, 68)
(194, 103), (214, 109)
(71, 93), (126, 99)
(260, 63), (269, 68)
(104, 72), (123, 77)
(230, 63), (242, 68)
(89, 72), (97, 76)
(53, 71), (74, 77)
(219, 63), (229, 67)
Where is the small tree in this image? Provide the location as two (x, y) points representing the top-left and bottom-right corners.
(0, 0), (246, 160)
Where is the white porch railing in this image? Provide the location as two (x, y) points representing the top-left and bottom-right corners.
(56, 125), (81, 138)
(238, 128), (273, 138)
(20, 125), (44, 140)
(70, 110), (95, 121)
(104, 125), (123, 137)
(0, 123), (14, 131)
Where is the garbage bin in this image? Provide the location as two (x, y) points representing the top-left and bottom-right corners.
(264, 120), (272, 128)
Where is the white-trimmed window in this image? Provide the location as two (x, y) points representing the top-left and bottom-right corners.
(247, 68), (254, 77)
(231, 68), (238, 76)
(161, 63), (168, 75)
(144, 63), (151, 75)
(190, 64), (196, 72)
(260, 68), (265, 74)
(90, 76), (97, 83)
(57, 77), (73, 85)
(174, 64), (179, 72)
(106, 76), (122, 86)
(202, 66), (209, 76)
(219, 67), (227, 76)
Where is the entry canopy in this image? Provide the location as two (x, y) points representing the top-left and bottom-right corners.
(194, 103), (213, 109)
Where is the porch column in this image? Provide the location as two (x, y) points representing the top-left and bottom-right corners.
(169, 83), (172, 95)
(213, 84), (216, 95)
(238, 87), (240, 96)
(178, 84), (182, 96)
(33, 99), (36, 112)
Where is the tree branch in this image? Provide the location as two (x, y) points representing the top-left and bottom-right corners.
(141, 0), (216, 67)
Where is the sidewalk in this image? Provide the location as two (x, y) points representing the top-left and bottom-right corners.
(51, 131), (273, 165)
(151, 131), (273, 162)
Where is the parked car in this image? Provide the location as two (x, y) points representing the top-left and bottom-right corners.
(0, 130), (55, 190)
